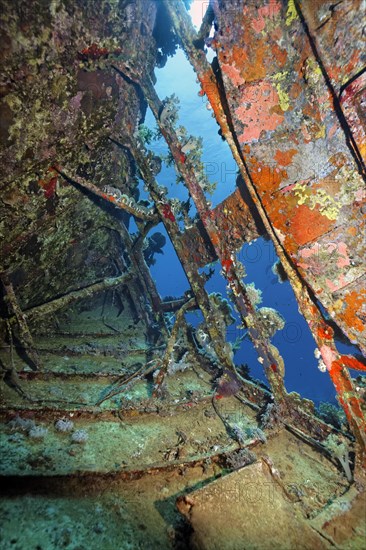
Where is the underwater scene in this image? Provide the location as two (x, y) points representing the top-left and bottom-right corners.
(0, 1), (365, 548)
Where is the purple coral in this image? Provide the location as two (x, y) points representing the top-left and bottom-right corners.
(55, 418), (74, 432)
(71, 429), (88, 444)
(28, 426), (48, 439)
(216, 369), (241, 398)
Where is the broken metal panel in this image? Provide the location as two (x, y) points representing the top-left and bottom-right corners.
(178, 220), (217, 268)
(213, 187), (266, 246)
(179, 188), (265, 268)
(210, 0), (366, 354)
(41, 161), (263, 325)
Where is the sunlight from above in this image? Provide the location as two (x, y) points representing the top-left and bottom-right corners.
(189, 0), (209, 28)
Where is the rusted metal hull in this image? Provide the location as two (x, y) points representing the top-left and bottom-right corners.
(210, 0), (365, 354)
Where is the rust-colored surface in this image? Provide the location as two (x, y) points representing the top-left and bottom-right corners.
(180, 188), (265, 268)
(177, 461), (329, 550)
(211, 0), (366, 354)
(160, 0), (366, 456)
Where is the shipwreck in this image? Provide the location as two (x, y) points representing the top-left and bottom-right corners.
(0, 1), (365, 548)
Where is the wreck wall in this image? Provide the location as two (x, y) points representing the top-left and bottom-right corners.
(0, 0), (157, 311)
(211, 0), (365, 352)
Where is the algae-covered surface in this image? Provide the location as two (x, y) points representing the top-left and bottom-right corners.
(0, 464), (216, 550)
(1, 416), (364, 550)
(1, 293), (364, 549)
(175, 461), (366, 550)
(1, 338), (364, 549)
(0, 397), (246, 476)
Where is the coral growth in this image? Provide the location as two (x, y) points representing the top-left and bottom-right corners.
(246, 283), (263, 306)
(216, 369), (242, 398)
(245, 426), (267, 443)
(55, 418), (74, 433)
(8, 416), (35, 433)
(28, 426), (48, 440)
(316, 402), (346, 430)
(257, 307), (285, 339)
(7, 416), (48, 439)
(261, 402), (282, 430)
(167, 351), (190, 376)
(71, 430), (89, 444)
(78, 43), (122, 61)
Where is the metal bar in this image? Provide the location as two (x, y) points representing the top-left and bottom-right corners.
(56, 169), (157, 221)
(116, 131), (237, 374)
(0, 273), (41, 370)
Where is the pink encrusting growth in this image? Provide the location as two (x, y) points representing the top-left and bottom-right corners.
(250, 0), (282, 34)
(221, 64), (245, 87)
(336, 242), (350, 268)
(320, 345), (338, 371)
(236, 82), (284, 143)
(325, 276), (348, 293)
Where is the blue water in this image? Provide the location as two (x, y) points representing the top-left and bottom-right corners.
(145, 48), (237, 207)
(141, 47), (339, 405)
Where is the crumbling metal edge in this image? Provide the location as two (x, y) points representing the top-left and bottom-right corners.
(0, 398), (211, 420)
(0, 345), (152, 358)
(0, 394), (220, 421)
(180, 188), (265, 269)
(163, 0), (366, 465)
(0, 379), (270, 419)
